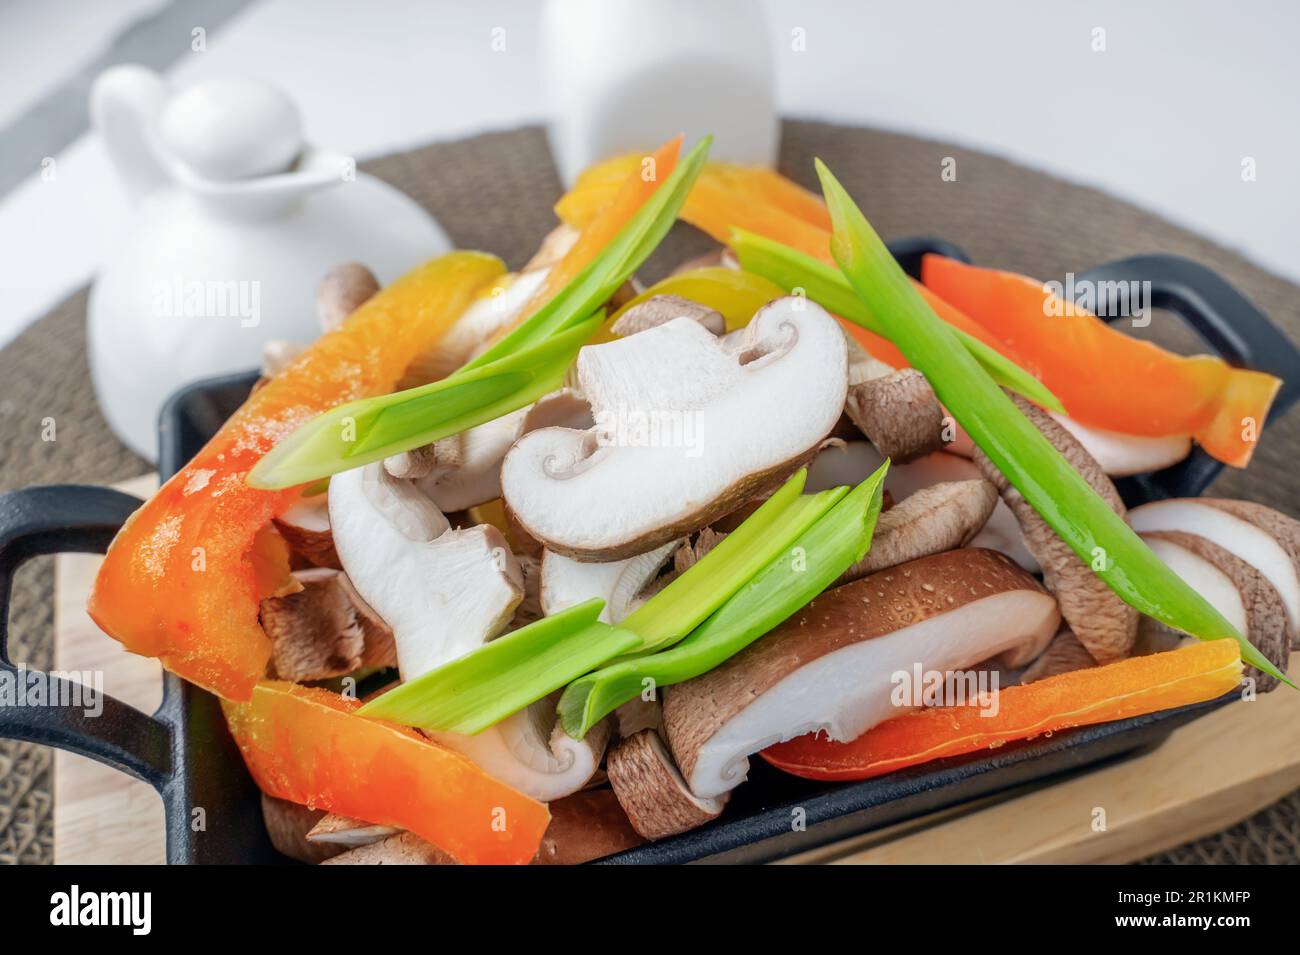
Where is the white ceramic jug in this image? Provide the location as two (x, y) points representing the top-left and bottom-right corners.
(88, 65), (450, 459)
(541, 0), (779, 186)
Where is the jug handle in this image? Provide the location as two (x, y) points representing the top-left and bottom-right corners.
(91, 65), (172, 204)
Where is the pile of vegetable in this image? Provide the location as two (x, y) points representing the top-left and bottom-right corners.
(88, 135), (1297, 865)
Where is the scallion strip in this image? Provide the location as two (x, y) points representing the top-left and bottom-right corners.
(356, 599), (639, 734)
(462, 137), (714, 370)
(619, 472), (847, 653)
(247, 312), (604, 489)
(815, 158), (1287, 686)
(558, 463), (888, 738)
(730, 228), (1064, 413)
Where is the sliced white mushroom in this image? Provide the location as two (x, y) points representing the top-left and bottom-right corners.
(610, 295), (726, 338)
(1130, 498), (1300, 640)
(502, 297), (848, 560)
(408, 408), (530, 512)
(431, 701), (612, 803)
(540, 540), (679, 623)
(663, 548), (1061, 798)
(1051, 415), (1192, 476)
(606, 729), (728, 840)
(1141, 533), (1249, 635)
(328, 463), (523, 680)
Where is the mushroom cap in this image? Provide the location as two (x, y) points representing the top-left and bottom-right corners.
(844, 367), (946, 464)
(610, 294), (726, 338)
(663, 548), (1060, 798)
(539, 540), (678, 623)
(501, 298), (848, 560)
(973, 395), (1137, 663)
(1130, 498), (1300, 641)
(839, 478), (997, 582)
(1143, 529), (1289, 690)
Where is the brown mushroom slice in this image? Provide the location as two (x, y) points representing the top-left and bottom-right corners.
(663, 548), (1061, 798)
(838, 479), (997, 582)
(1142, 530), (1288, 690)
(533, 788), (644, 864)
(607, 729), (728, 840)
(1129, 498), (1300, 642)
(1017, 627), (1097, 684)
(973, 395), (1137, 663)
(1201, 498), (1300, 647)
(610, 294), (726, 338)
(306, 812), (401, 849)
(1051, 414), (1191, 477)
(808, 443), (1037, 572)
(261, 794), (347, 864)
(316, 262), (380, 332)
(502, 297), (848, 560)
(845, 363), (946, 464)
(260, 571), (365, 681)
(272, 492), (339, 569)
(321, 830), (458, 866)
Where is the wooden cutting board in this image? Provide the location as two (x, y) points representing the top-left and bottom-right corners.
(52, 476), (1300, 864)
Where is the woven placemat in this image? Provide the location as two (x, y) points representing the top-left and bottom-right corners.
(2, 120), (1298, 864)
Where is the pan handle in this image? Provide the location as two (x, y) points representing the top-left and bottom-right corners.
(1073, 253), (1300, 502)
(0, 484), (173, 790)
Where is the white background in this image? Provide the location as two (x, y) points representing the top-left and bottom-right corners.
(0, 0), (1296, 346)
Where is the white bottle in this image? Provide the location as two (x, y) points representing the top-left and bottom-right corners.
(541, 0), (779, 185)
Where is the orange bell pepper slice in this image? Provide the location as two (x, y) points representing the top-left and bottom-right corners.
(921, 254), (1281, 463)
(88, 252), (506, 701)
(517, 135), (683, 322)
(223, 682), (550, 864)
(762, 640), (1243, 782)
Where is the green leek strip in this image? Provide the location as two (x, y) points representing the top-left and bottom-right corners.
(356, 599), (639, 735)
(815, 159), (1287, 686)
(462, 137), (714, 370)
(730, 229), (1064, 414)
(354, 470), (844, 734)
(620, 472), (847, 654)
(559, 464), (889, 739)
(247, 312), (604, 489)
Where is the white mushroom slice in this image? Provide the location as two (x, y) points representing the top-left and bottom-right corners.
(306, 813), (401, 849)
(610, 294), (726, 338)
(1130, 498), (1300, 640)
(1051, 414), (1192, 476)
(807, 443), (1037, 572)
(973, 395), (1138, 663)
(838, 479), (998, 582)
(502, 297), (848, 560)
(431, 703), (612, 803)
(402, 268), (551, 386)
(1142, 529), (1289, 690)
(521, 387), (594, 434)
(329, 463), (523, 680)
(606, 729), (728, 840)
(406, 408), (530, 513)
(1141, 534), (1249, 636)
(663, 548), (1060, 798)
(271, 492), (338, 568)
(540, 540), (679, 623)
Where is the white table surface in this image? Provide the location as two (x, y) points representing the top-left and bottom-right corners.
(1, 0), (1297, 347)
